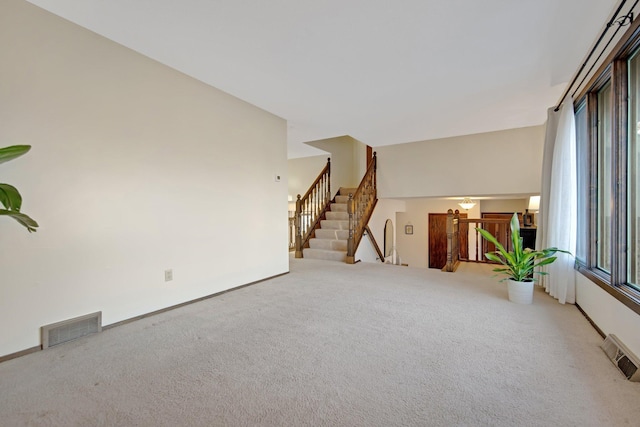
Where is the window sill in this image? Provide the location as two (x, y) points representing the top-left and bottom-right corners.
(576, 264), (640, 316)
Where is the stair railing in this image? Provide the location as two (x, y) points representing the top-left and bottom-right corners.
(444, 210), (513, 272)
(459, 217), (513, 263)
(346, 152), (377, 264)
(295, 158), (331, 258)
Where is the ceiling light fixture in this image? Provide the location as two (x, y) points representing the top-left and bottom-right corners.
(458, 197), (476, 210)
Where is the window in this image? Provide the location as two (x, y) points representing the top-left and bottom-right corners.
(629, 51), (640, 291)
(574, 21), (640, 310)
(597, 82), (613, 274)
(575, 102), (588, 263)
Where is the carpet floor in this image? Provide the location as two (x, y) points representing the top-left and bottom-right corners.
(1, 258), (639, 426)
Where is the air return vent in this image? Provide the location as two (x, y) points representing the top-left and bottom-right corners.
(601, 334), (640, 381)
(41, 311), (102, 349)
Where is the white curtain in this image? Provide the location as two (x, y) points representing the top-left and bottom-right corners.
(537, 98), (577, 304)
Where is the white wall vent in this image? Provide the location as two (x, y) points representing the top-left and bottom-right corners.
(41, 311), (102, 349)
(601, 334), (640, 382)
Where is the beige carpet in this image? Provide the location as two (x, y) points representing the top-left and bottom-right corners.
(2, 258), (639, 426)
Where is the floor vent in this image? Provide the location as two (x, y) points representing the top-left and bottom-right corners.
(41, 311), (102, 349)
(601, 334), (640, 381)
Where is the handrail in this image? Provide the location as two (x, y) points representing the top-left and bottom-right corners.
(346, 152), (377, 264)
(295, 158), (331, 258)
(364, 225), (385, 262)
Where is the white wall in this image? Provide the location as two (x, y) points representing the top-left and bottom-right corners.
(287, 155), (328, 202)
(306, 136), (366, 193)
(357, 198), (407, 263)
(576, 274), (640, 359)
(376, 126), (545, 198)
(480, 199), (529, 214)
(0, 0), (288, 357)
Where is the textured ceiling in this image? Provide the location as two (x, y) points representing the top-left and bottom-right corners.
(26, 0), (618, 157)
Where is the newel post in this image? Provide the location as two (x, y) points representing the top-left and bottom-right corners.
(444, 209), (455, 272)
(453, 209), (460, 266)
(295, 194), (303, 258)
(346, 193), (355, 264)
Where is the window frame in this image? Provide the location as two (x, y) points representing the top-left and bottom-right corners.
(574, 18), (640, 315)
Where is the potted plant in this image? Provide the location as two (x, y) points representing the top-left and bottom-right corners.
(476, 212), (568, 304)
(0, 145), (38, 232)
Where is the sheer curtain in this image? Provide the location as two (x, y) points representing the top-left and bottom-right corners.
(537, 98), (577, 304)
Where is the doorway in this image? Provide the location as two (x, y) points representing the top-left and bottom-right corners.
(384, 219), (394, 262)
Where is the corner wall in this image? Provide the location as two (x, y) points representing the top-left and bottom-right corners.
(306, 136), (366, 193)
(0, 0), (288, 356)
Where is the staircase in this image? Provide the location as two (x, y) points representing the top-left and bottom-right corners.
(303, 188), (356, 262)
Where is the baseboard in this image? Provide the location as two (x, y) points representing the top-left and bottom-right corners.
(576, 303), (606, 338)
(104, 271), (289, 330)
(0, 345), (42, 364)
(0, 271), (289, 363)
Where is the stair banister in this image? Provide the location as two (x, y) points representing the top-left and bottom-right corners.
(346, 152), (377, 264)
(294, 158), (331, 258)
(364, 225), (385, 262)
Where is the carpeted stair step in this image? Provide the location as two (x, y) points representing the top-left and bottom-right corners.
(326, 211), (348, 221)
(320, 219), (349, 230)
(299, 186), (357, 263)
(315, 229), (350, 240)
(303, 248), (347, 262)
(331, 202), (347, 212)
(339, 187), (357, 195)
(309, 238), (348, 251)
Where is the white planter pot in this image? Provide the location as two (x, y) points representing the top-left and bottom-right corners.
(507, 279), (534, 304)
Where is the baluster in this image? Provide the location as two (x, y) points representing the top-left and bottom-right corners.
(304, 198), (309, 234)
(310, 188), (314, 219)
(312, 186), (315, 217)
(325, 175), (329, 204)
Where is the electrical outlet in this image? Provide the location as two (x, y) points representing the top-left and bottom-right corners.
(164, 269), (173, 282)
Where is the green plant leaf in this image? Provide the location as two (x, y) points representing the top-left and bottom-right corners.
(475, 212), (571, 282)
(0, 183), (23, 211)
(0, 209), (38, 232)
(510, 213), (522, 259)
(483, 252), (503, 263)
(0, 145), (31, 165)
(533, 256), (557, 268)
(477, 227), (510, 261)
